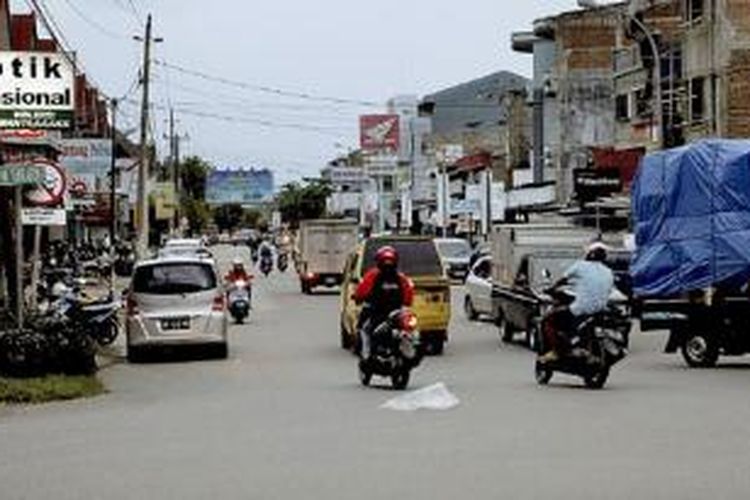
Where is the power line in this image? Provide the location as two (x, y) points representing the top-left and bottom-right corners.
(110, 0), (141, 26)
(123, 98), (352, 137)
(60, 0), (127, 39)
(154, 59), (381, 108)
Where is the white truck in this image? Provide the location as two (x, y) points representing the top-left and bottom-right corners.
(297, 219), (359, 294)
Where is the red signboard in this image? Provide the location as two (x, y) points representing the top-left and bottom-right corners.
(591, 147), (645, 188)
(359, 114), (400, 151)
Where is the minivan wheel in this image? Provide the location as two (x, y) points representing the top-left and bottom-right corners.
(681, 333), (719, 368)
(464, 296), (478, 321)
(127, 345), (146, 363)
(213, 343), (229, 360)
(497, 313), (514, 343)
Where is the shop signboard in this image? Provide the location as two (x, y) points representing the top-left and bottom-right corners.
(152, 182), (176, 220)
(0, 162), (45, 186)
(0, 52), (75, 129)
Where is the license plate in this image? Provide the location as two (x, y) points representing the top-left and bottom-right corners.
(161, 317), (190, 331)
(325, 277), (337, 286)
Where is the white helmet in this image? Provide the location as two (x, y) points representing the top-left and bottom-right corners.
(51, 282), (70, 298)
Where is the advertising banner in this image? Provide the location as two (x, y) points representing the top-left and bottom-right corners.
(152, 182), (176, 220)
(59, 139), (113, 195)
(206, 169), (275, 205)
(0, 52), (75, 129)
(360, 115), (400, 151)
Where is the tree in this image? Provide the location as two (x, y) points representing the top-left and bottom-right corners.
(179, 156), (212, 234)
(180, 156), (211, 200)
(213, 204), (244, 232)
(276, 179), (333, 228)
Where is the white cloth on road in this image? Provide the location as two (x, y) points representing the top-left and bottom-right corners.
(380, 382), (459, 411)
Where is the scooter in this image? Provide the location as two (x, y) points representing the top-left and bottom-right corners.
(533, 287), (630, 390)
(227, 279), (251, 324)
(358, 307), (423, 390)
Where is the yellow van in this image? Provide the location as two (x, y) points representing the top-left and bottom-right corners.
(340, 236), (451, 355)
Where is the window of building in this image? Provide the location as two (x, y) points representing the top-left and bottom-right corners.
(635, 88), (651, 118)
(615, 94), (631, 121)
(690, 77), (706, 122)
(686, 0), (704, 23)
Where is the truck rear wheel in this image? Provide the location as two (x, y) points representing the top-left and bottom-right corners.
(681, 332), (719, 368)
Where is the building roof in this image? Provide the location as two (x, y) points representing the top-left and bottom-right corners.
(421, 71), (529, 135)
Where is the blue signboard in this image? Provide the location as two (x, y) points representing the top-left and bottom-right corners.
(206, 169), (275, 205)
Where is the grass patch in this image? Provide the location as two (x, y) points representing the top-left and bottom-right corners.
(0, 375), (106, 404)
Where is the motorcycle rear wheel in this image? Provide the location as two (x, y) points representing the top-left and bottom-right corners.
(584, 367), (609, 389)
(391, 370), (410, 390)
(534, 361), (553, 385)
(358, 361), (372, 387)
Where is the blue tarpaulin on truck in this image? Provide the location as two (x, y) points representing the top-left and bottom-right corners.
(631, 139), (750, 297)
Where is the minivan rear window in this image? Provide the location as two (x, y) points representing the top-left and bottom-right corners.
(362, 239), (443, 276)
(133, 263), (217, 295)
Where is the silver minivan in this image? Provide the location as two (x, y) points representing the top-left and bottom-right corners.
(126, 257), (228, 361)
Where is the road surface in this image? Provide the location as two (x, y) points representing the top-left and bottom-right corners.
(2, 246), (750, 499)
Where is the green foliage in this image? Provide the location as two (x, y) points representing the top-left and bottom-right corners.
(242, 209), (265, 229)
(213, 204), (245, 232)
(0, 375), (105, 404)
(276, 180), (333, 228)
(179, 156), (213, 232)
(180, 156), (211, 200)
(183, 198), (212, 233)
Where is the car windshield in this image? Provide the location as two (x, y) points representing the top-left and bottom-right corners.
(436, 240), (471, 259)
(363, 239), (443, 276)
(133, 263), (217, 295)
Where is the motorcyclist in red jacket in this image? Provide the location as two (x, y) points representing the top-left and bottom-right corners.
(354, 246), (414, 359)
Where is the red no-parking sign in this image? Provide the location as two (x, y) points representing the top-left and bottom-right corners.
(23, 159), (67, 207)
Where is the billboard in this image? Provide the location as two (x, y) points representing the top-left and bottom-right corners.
(0, 52), (75, 129)
(359, 114), (400, 151)
(206, 169), (274, 205)
(58, 139), (113, 196)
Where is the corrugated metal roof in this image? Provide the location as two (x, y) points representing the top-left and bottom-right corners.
(422, 71), (529, 135)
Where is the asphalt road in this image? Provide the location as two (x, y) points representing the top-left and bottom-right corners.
(2, 245), (750, 499)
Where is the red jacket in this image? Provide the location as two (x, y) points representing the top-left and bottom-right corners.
(354, 268), (414, 306)
(225, 269), (253, 283)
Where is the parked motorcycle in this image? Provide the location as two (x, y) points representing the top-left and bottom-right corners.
(49, 285), (121, 346)
(533, 287), (631, 389)
(227, 279), (251, 324)
(358, 308), (423, 390)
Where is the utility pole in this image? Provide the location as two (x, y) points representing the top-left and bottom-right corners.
(167, 107), (175, 235)
(110, 99), (118, 245)
(136, 14), (155, 260)
(174, 129), (182, 234)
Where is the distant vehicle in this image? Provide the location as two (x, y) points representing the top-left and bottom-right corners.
(126, 257), (228, 361)
(157, 246), (214, 262)
(164, 238), (204, 249)
(340, 236), (451, 355)
(464, 256), (496, 322)
(297, 219), (359, 294)
(434, 238), (472, 281)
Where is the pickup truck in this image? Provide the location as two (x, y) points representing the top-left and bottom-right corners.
(297, 219), (359, 294)
(489, 223), (623, 349)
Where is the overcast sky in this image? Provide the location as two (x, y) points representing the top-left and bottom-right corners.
(12, 0), (585, 185)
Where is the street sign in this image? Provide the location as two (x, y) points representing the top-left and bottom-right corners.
(23, 159), (67, 207)
(0, 162), (45, 186)
(21, 207), (66, 226)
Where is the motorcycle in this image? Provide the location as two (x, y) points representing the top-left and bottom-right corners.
(533, 286), (631, 390)
(259, 254), (273, 277)
(277, 252), (289, 273)
(358, 308), (423, 390)
(49, 285), (121, 346)
(227, 279), (251, 324)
